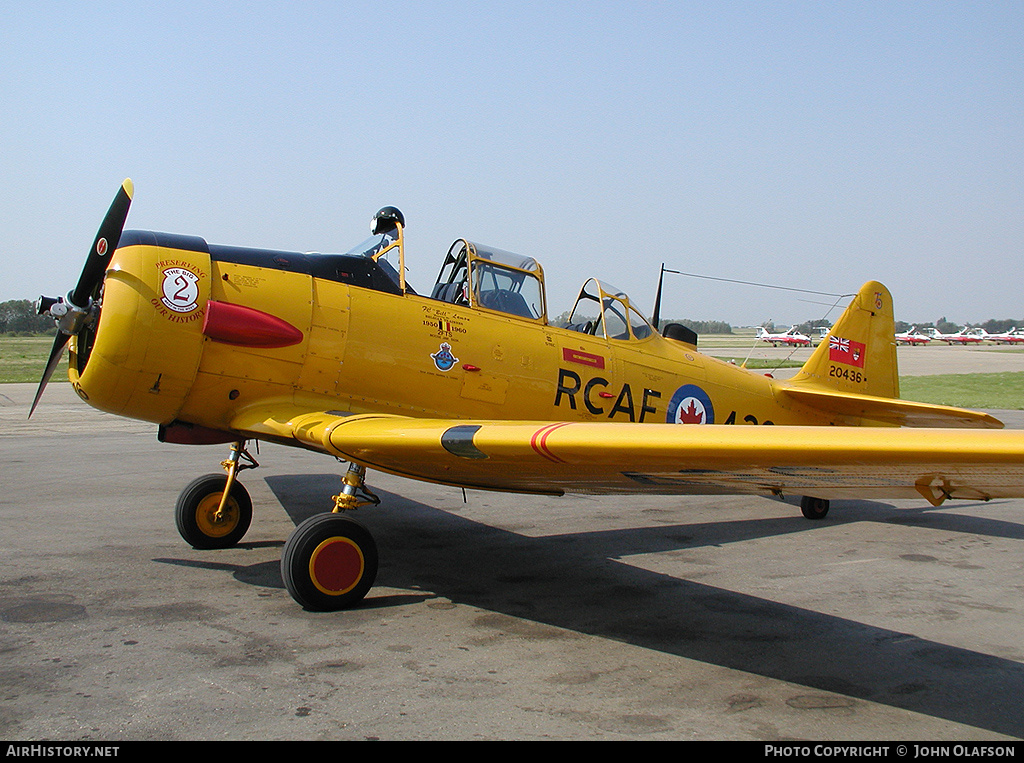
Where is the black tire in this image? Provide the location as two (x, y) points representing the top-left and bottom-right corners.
(800, 496), (830, 520)
(281, 513), (378, 611)
(175, 473), (253, 549)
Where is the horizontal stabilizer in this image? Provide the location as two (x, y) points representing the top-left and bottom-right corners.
(779, 386), (1004, 429)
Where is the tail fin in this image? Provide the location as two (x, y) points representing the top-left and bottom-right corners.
(790, 281), (898, 399)
(784, 281), (1001, 427)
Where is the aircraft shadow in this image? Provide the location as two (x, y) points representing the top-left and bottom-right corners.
(260, 473), (1024, 738)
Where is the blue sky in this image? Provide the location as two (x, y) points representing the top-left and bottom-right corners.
(2, 1), (1021, 327)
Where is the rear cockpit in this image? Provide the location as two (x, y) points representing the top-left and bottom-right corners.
(562, 279), (654, 341)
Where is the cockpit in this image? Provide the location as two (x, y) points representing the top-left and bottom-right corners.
(341, 231), (407, 293)
(430, 240), (546, 321)
(343, 206), (658, 342)
(341, 205), (409, 293)
(561, 279), (654, 341)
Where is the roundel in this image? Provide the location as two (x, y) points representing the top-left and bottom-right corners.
(667, 384), (714, 425)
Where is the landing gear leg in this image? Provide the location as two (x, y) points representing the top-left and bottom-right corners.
(281, 462), (380, 611)
(800, 496), (830, 520)
(175, 441), (258, 549)
(333, 462), (381, 512)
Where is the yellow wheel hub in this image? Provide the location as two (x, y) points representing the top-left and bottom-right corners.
(195, 493), (240, 539)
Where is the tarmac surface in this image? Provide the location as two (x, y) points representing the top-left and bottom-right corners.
(2, 346), (1024, 741)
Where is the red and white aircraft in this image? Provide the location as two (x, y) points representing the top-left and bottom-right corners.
(756, 326), (812, 347)
(895, 327), (931, 346)
(977, 328), (1024, 344)
(924, 327), (984, 345)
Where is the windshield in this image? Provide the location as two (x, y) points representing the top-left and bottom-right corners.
(344, 232), (399, 260)
(342, 231), (404, 290)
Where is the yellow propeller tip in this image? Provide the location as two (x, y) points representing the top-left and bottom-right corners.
(122, 178), (134, 199)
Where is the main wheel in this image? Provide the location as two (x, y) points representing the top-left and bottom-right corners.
(800, 496), (830, 520)
(281, 513), (378, 612)
(175, 473), (253, 549)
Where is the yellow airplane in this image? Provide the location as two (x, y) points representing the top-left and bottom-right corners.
(32, 180), (1024, 611)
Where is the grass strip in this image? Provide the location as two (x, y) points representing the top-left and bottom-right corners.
(899, 372), (1024, 411)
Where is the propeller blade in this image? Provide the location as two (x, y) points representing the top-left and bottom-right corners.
(28, 332), (72, 418)
(69, 178), (134, 308)
(29, 178), (134, 417)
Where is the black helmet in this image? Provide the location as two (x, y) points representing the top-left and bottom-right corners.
(371, 206), (405, 235)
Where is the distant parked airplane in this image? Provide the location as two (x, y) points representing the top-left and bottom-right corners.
(923, 327), (984, 345)
(895, 327), (931, 346)
(977, 328), (1024, 345)
(756, 326), (812, 347)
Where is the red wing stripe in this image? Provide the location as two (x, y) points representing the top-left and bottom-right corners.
(531, 423), (570, 463)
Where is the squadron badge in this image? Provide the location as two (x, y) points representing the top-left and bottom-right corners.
(430, 342), (459, 372)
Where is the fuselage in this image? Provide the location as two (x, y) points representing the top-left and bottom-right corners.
(68, 230), (841, 444)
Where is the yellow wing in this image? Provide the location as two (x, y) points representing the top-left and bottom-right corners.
(232, 405), (1024, 506)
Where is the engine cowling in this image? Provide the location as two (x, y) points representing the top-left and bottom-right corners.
(70, 230), (211, 425)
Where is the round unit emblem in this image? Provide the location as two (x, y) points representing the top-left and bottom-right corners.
(667, 384), (715, 425)
(430, 342), (459, 372)
(160, 267), (200, 313)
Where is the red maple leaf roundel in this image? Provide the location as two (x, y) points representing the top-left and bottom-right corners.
(667, 384), (715, 425)
(676, 397), (706, 424)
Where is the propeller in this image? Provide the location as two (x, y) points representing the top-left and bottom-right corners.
(29, 179), (134, 417)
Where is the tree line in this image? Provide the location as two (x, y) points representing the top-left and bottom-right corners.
(0, 300), (56, 334)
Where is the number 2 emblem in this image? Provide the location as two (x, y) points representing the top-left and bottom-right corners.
(160, 268), (200, 313)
